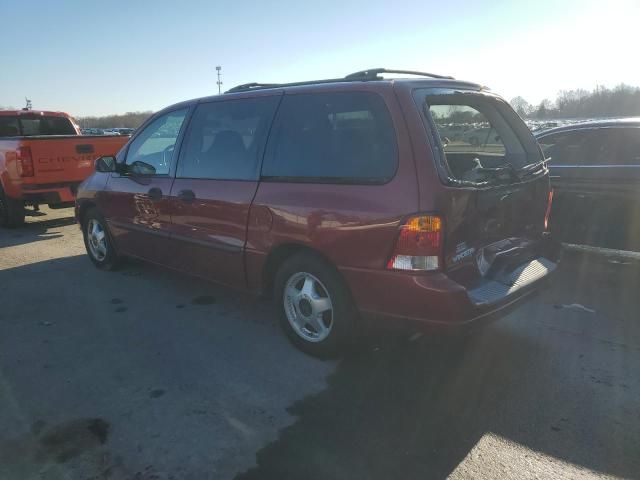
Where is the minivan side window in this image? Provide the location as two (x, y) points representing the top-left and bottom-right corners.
(125, 108), (188, 175)
(177, 96), (279, 180)
(262, 92), (398, 183)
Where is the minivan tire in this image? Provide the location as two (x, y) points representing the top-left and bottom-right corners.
(0, 188), (25, 228)
(82, 208), (121, 271)
(274, 252), (356, 357)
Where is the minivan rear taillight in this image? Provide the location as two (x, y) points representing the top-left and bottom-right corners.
(17, 146), (34, 177)
(387, 215), (443, 271)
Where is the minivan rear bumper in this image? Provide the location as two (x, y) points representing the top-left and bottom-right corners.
(341, 255), (558, 332)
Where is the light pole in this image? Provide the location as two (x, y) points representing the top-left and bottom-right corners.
(216, 66), (222, 94)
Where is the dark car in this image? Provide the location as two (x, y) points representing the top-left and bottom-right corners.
(76, 68), (559, 356)
(536, 119), (640, 250)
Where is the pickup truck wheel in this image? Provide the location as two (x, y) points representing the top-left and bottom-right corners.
(82, 208), (120, 270)
(0, 190), (25, 228)
(274, 253), (356, 357)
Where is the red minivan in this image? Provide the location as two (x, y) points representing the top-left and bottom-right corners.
(76, 69), (560, 356)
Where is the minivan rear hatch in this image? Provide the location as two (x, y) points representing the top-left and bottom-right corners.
(413, 88), (557, 291)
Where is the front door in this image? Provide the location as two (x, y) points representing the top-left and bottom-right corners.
(169, 95), (280, 288)
(102, 107), (189, 264)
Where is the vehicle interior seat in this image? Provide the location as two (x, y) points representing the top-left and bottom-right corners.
(200, 129), (249, 177)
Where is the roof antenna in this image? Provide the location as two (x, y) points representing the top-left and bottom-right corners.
(24, 97), (32, 111)
(216, 66), (223, 95)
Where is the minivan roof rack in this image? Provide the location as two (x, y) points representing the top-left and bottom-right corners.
(225, 68), (454, 94)
(345, 68), (454, 80)
(225, 82), (281, 93)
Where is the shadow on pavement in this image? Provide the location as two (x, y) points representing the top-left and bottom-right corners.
(1, 244), (638, 479)
(237, 252), (640, 479)
(0, 254), (333, 479)
(0, 215), (75, 248)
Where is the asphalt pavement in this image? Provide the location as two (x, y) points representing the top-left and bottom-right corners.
(0, 207), (638, 479)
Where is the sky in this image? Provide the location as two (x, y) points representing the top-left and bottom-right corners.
(1, 0), (639, 117)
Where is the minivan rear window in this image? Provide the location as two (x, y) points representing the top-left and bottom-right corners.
(262, 92), (397, 183)
(415, 90), (542, 186)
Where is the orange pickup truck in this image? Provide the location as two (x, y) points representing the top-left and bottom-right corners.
(0, 110), (129, 227)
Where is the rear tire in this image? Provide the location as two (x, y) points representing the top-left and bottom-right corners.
(0, 189), (25, 228)
(82, 208), (121, 270)
(274, 253), (356, 357)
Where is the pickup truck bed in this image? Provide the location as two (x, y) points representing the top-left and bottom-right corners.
(1, 134), (129, 227)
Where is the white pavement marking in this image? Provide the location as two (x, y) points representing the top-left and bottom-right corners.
(557, 303), (596, 314)
(562, 243), (640, 261)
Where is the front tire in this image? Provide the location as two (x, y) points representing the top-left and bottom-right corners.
(274, 253), (356, 357)
(82, 208), (121, 270)
(0, 189), (25, 228)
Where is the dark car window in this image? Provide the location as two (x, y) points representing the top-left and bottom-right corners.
(589, 129), (621, 166)
(615, 128), (640, 165)
(125, 108), (188, 175)
(0, 117), (20, 137)
(539, 131), (590, 166)
(178, 96), (279, 180)
(540, 129), (626, 166)
(19, 116), (78, 136)
(262, 92), (398, 183)
(0, 115), (77, 136)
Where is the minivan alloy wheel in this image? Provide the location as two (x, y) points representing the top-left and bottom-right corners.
(283, 272), (334, 343)
(87, 218), (108, 261)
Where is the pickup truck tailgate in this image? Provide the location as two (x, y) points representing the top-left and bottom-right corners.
(27, 135), (128, 182)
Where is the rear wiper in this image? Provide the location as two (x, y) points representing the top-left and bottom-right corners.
(475, 163), (521, 183)
(518, 159), (548, 179)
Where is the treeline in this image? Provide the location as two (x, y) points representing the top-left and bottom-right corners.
(510, 84), (640, 119)
(76, 111), (153, 128)
(431, 108), (485, 124)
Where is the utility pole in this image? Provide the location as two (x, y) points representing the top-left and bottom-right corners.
(216, 66), (223, 94)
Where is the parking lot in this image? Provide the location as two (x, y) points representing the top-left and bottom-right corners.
(1, 207), (639, 479)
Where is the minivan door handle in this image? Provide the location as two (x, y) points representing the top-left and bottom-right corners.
(147, 187), (163, 201)
(177, 189), (196, 203)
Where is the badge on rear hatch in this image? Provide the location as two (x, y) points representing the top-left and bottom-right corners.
(452, 242), (475, 263)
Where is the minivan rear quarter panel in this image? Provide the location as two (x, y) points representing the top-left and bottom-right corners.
(245, 83), (419, 295)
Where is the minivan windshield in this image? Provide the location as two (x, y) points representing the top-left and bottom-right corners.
(415, 90), (543, 186)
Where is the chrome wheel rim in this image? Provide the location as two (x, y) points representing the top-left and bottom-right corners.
(87, 219), (108, 261)
(283, 272), (334, 343)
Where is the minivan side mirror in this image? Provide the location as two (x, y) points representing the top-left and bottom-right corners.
(128, 160), (156, 176)
(95, 155), (116, 173)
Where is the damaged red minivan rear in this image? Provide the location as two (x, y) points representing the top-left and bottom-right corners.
(76, 68), (561, 356)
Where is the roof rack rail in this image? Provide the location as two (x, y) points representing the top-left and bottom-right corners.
(345, 68), (454, 80)
(225, 82), (280, 93)
(225, 68), (454, 94)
